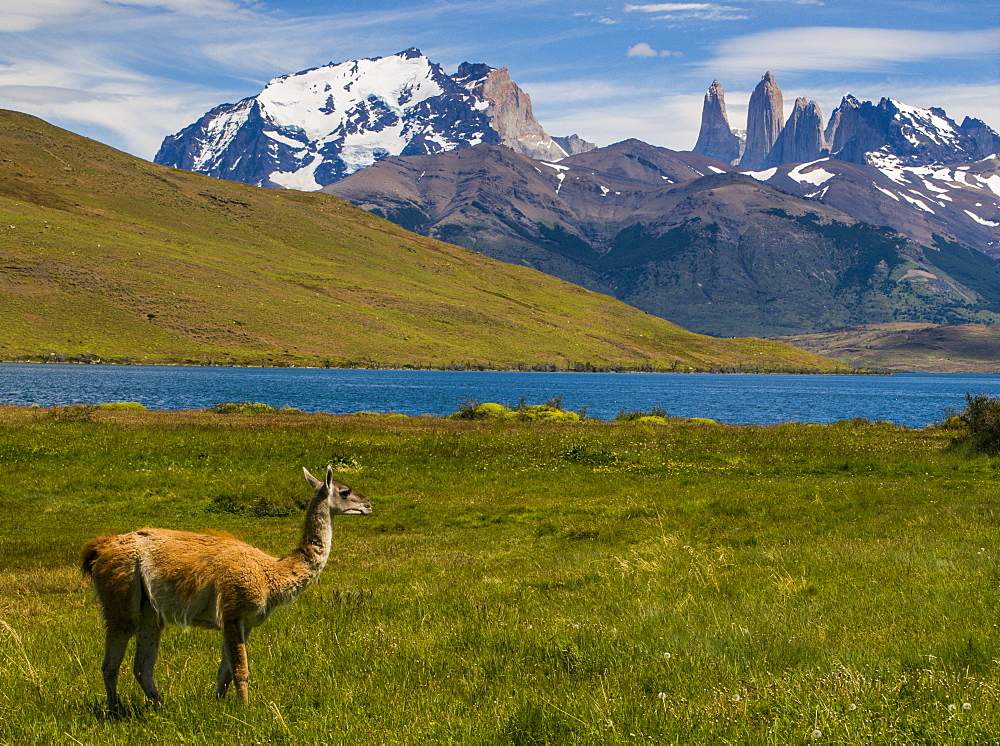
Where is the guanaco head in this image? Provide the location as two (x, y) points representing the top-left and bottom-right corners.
(303, 466), (372, 516)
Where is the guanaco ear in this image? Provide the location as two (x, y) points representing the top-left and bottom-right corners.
(325, 465), (335, 490)
(303, 466), (322, 490)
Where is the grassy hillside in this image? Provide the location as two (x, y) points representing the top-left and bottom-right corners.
(0, 110), (841, 371)
(0, 407), (997, 742)
(776, 323), (1000, 373)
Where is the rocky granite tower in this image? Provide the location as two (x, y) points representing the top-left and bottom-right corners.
(453, 63), (582, 161)
(764, 97), (828, 167)
(739, 71), (784, 170)
(693, 80), (742, 165)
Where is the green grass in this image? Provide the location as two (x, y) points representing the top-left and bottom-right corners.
(0, 406), (998, 742)
(0, 109), (842, 373)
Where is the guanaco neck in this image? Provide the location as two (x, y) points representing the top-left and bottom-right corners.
(295, 492), (334, 571)
(276, 492), (333, 597)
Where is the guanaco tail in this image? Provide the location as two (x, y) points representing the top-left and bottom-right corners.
(80, 466), (371, 710)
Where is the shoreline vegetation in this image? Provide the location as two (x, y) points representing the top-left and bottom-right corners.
(1, 356), (877, 375)
(0, 402), (997, 742)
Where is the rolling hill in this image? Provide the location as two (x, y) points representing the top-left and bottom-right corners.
(0, 110), (841, 372)
(775, 323), (1000, 373)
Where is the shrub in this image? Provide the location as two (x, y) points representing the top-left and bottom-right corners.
(97, 401), (147, 411)
(952, 393), (1000, 454)
(616, 406), (669, 423)
(510, 405), (580, 422)
(212, 401), (277, 414)
(450, 401), (513, 420)
(636, 415), (669, 425)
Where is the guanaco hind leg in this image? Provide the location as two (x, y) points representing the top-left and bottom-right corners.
(133, 603), (164, 707)
(101, 626), (131, 712)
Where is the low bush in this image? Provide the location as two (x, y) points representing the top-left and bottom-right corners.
(951, 392), (1000, 454)
(211, 402), (302, 415)
(96, 401), (147, 411)
(450, 399), (580, 422)
(616, 406), (669, 423)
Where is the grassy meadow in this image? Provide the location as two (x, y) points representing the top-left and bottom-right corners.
(0, 405), (998, 743)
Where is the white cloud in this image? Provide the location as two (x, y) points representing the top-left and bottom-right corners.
(628, 43), (683, 57)
(624, 2), (748, 20)
(705, 26), (1000, 75)
(106, 0), (248, 14)
(626, 2), (722, 10)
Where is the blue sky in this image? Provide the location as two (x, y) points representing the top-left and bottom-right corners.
(1, 0), (997, 160)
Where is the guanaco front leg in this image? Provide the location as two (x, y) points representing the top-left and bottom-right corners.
(217, 626), (252, 699)
(222, 620), (250, 702)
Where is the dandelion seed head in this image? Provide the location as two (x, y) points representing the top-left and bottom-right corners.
(658, 692), (667, 700)
(810, 728), (822, 740)
(848, 703), (857, 711)
(948, 704), (957, 712)
(731, 694), (741, 702)
(963, 702), (972, 710)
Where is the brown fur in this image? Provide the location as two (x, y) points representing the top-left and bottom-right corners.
(81, 467), (370, 710)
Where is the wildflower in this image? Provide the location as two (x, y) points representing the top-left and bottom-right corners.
(658, 692), (667, 700)
(948, 704), (957, 712)
(731, 694), (741, 703)
(663, 652), (671, 659)
(848, 703), (857, 711)
(963, 702), (972, 710)
(810, 728), (822, 740)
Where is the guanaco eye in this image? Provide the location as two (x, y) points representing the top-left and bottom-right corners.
(338, 488), (352, 497)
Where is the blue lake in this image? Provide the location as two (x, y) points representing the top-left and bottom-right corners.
(2, 364), (1000, 427)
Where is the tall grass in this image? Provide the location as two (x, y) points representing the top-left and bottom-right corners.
(0, 406), (997, 742)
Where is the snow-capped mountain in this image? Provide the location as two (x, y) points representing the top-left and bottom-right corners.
(828, 96), (1000, 168)
(154, 48), (592, 190)
(694, 73), (1000, 171)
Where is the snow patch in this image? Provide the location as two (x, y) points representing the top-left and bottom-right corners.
(744, 168), (778, 182)
(898, 192), (936, 214)
(964, 209), (1000, 227)
(789, 160), (836, 187)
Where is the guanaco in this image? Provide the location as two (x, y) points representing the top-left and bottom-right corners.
(80, 466), (370, 710)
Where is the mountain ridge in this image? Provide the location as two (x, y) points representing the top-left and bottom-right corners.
(328, 139), (1000, 337)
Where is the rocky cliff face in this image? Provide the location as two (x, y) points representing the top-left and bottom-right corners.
(764, 97), (828, 168)
(739, 71), (784, 170)
(155, 49), (591, 189)
(826, 96), (992, 167)
(960, 117), (1000, 160)
(692, 80), (742, 165)
(552, 134), (596, 156)
(452, 63), (580, 161)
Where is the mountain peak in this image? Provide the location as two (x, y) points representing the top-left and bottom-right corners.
(740, 70), (784, 170)
(692, 78), (741, 165)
